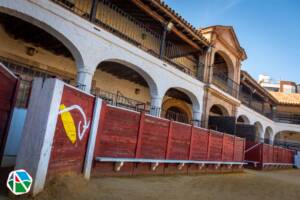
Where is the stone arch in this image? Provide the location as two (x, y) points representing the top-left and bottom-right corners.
(207, 104), (231, 131)
(254, 121), (264, 142)
(162, 98), (192, 122)
(0, 2), (100, 91)
(96, 59), (159, 98)
(212, 50), (235, 80)
(209, 104), (230, 116)
(161, 87), (202, 124)
(237, 115), (250, 124)
(0, 6), (84, 70)
(264, 126), (273, 144)
(274, 131), (300, 144)
(163, 87), (201, 112)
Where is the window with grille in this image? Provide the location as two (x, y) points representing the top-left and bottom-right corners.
(0, 57), (71, 108)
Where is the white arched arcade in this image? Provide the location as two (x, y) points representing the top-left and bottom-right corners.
(236, 115), (250, 124)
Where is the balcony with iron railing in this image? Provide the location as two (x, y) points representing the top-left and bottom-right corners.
(274, 138), (300, 151)
(212, 72), (239, 98)
(240, 91), (264, 113)
(239, 88), (300, 125)
(91, 88), (199, 125)
(51, 0), (201, 79)
(273, 113), (300, 125)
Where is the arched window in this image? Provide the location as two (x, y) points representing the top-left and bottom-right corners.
(212, 51), (237, 97)
(161, 88), (195, 124)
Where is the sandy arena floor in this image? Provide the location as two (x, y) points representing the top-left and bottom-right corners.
(4, 169), (300, 200)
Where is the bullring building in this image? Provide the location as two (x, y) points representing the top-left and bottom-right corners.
(1, 0), (300, 166)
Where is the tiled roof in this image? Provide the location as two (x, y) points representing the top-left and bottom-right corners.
(270, 92), (300, 105)
(152, 0), (209, 45)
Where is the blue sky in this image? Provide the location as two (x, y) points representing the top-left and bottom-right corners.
(165, 0), (300, 83)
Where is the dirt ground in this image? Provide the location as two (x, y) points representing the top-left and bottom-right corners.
(3, 169), (300, 200)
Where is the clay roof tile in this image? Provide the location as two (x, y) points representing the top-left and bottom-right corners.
(270, 92), (300, 105)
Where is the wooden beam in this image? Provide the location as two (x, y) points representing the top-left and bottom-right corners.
(89, 0), (98, 22)
(132, 0), (201, 50)
(149, 0), (208, 46)
(159, 26), (168, 58)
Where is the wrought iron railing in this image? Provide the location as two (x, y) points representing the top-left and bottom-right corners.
(239, 89), (300, 125)
(15, 80), (32, 108)
(273, 113), (300, 125)
(161, 109), (189, 124)
(92, 89), (148, 112)
(212, 72), (239, 98)
(150, 107), (200, 126)
(51, 0), (199, 78)
(239, 90), (265, 113)
(274, 139), (300, 151)
(92, 89), (199, 125)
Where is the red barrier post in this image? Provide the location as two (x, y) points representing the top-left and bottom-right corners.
(135, 112), (145, 158)
(94, 102), (107, 157)
(188, 125), (194, 160)
(270, 145), (273, 163)
(165, 120), (173, 159)
(260, 143), (264, 167)
(241, 139), (246, 162)
(206, 130), (211, 160)
(221, 134), (225, 161)
(273, 146), (276, 163)
(232, 136), (236, 161)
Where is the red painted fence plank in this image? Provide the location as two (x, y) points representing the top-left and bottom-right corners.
(139, 115), (169, 159)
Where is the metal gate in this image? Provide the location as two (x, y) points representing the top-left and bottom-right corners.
(0, 63), (19, 162)
(208, 116), (236, 135)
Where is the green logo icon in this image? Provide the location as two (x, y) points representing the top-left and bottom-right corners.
(6, 169), (33, 195)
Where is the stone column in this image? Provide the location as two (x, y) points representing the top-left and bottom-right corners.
(150, 96), (163, 117)
(206, 46), (214, 84)
(192, 110), (202, 127)
(196, 55), (205, 81)
(76, 68), (94, 92)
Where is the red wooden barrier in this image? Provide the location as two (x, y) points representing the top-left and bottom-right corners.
(94, 106), (246, 163)
(245, 141), (295, 169)
(93, 104), (246, 175)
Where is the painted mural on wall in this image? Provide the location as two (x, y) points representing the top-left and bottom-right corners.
(47, 86), (95, 177)
(59, 104), (90, 144)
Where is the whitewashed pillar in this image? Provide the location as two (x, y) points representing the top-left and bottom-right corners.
(192, 110), (202, 127)
(83, 97), (102, 179)
(150, 96), (163, 116)
(76, 68), (94, 92)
